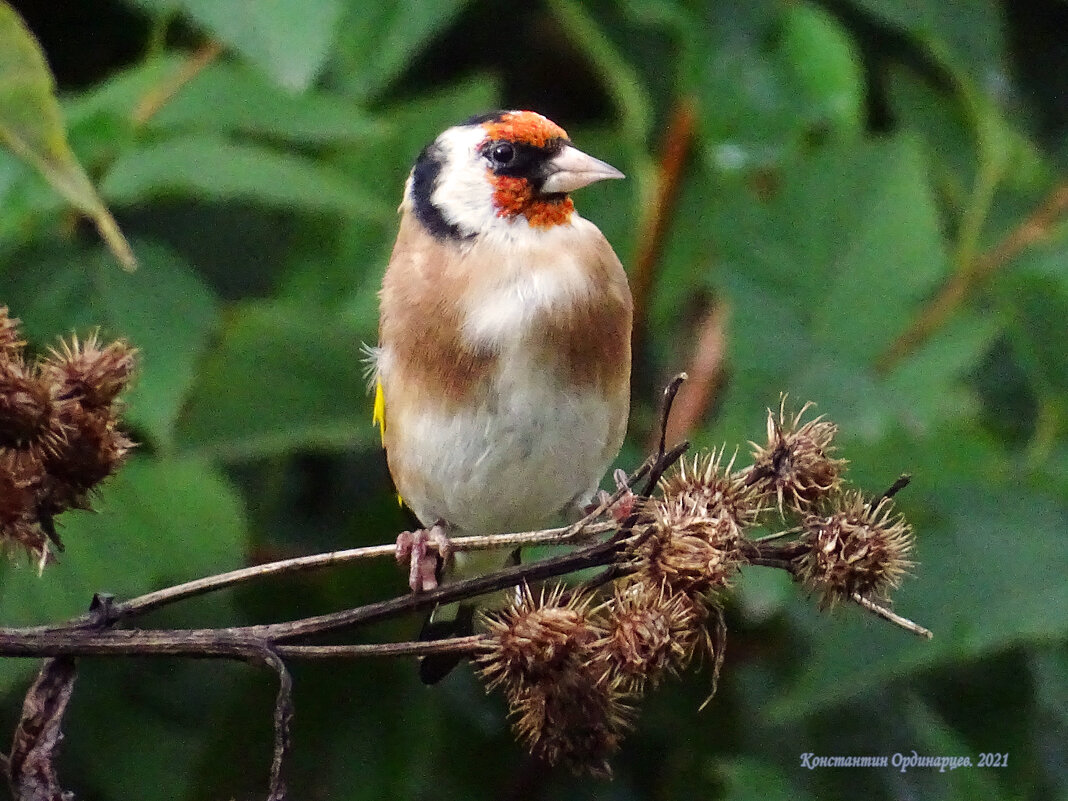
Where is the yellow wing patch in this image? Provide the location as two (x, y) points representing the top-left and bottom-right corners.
(372, 379), (386, 443)
(372, 380), (404, 508)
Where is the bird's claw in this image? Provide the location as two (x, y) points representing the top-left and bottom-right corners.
(585, 469), (638, 524)
(396, 523), (451, 592)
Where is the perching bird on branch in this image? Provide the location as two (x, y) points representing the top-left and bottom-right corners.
(371, 110), (633, 603)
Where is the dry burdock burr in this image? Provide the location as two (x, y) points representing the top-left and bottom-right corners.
(0, 306), (136, 567)
(476, 396), (926, 776)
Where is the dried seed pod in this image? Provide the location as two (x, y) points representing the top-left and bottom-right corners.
(658, 447), (763, 532)
(509, 670), (633, 777)
(477, 584), (600, 693)
(796, 491), (914, 609)
(747, 396), (846, 515)
(0, 360), (55, 449)
(0, 307), (24, 357)
(591, 580), (701, 692)
(41, 402), (134, 513)
(41, 333), (136, 409)
(478, 584), (633, 776)
(632, 498), (746, 597)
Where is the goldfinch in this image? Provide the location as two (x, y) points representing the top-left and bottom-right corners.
(372, 110), (632, 593)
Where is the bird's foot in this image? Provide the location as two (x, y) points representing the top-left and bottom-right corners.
(395, 523), (452, 592)
(587, 469), (638, 524)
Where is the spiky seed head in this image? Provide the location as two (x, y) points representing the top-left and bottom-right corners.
(41, 402), (134, 512)
(591, 580), (701, 692)
(796, 491), (915, 609)
(632, 498), (746, 597)
(477, 583), (600, 693)
(0, 360), (55, 449)
(748, 396), (846, 515)
(658, 447), (763, 532)
(508, 671), (633, 777)
(41, 333), (136, 410)
(0, 307), (24, 356)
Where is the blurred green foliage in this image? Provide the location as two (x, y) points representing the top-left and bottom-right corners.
(0, 0), (1065, 799)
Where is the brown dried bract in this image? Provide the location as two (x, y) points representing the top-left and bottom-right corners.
(797, 491), (915, 609)
(747, 396), (846, 515)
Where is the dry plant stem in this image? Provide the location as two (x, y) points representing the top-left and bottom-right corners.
(881, 474), (912, 500)
(0, 444), (691, 659)
(36, 521), (621, 632)
(851, 593), (933, 639)
(261, 649), (293, 801)
(880, 181), (1068, 369)
(746, 540), (931, 639)
(276, 635), (488, 660)
(655, 373), (689, 460)
(131, 40), (224, 124)
(6, 658), (77, 801)
(0, 530), (638, 657)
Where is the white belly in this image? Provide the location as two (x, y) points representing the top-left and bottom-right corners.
(390, 361), (615, 535)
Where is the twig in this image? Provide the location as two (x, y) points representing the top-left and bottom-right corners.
(880, 474), (912, 500)
(132, 40), (224, 125)
(655, 372), (688, 461)
(259, 650), (293, 801)
(851, 593), (933, 639)
(5, 658), (77, 801)
(879, 181), (1068, 370)
(0, 444), (693, 659)
(32, 522), (622, 633)
(275, 635), (488, 660)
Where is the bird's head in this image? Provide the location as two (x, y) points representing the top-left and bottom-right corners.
(405, 110), (624, 242)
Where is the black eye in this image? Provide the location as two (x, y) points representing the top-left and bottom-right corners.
(488, 142), (515, 167)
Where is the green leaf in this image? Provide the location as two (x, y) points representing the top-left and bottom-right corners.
(0, 457), (246, 690)
(779, 3), (865, 137)
(997, 267), (1068, 397)
(130, 0), (344, 90)
(701, 136), (961, 438)
(0, 1), (135, 269)
(329, 0), (472, 100)
(101, 134), (392, 221)
(719, 757), (814, 801)
(61, 54), (185, 128)
(144, 61), (390, 144)
(0, 239), (220, 447)
(174, 301), (376, 460)
(276, 77), (500, 306)
(843, 0), (1006, 84)
(688, 2), (862, 173)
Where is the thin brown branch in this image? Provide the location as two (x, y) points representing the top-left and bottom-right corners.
(276, 635), (488, 659)
(5, 658), (77, 801)
(880, 474), (912, 500)
(879, 181), (1068, 370)
(259, 650), (292, 801)
(131, 40), (224, 125)
(851, 593), (933, 639)
(655, 372), (689, 461)
(30, 522), (621, 634)
(631, 96), (698, 363)
(0, 441), (693, 660)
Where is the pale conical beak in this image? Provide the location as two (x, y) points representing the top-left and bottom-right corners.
(540, 144), (625, 194)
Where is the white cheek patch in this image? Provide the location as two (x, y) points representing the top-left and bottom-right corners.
(429, 126), (499, 237)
